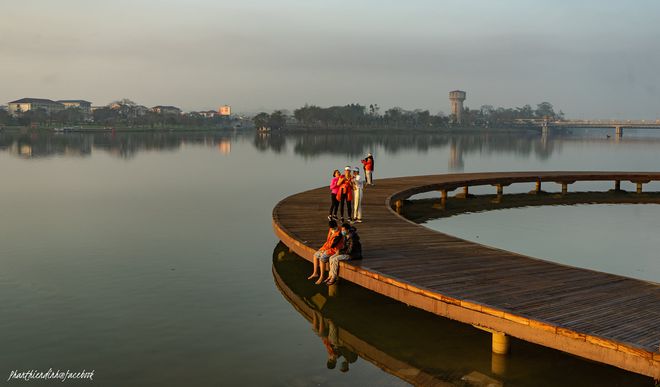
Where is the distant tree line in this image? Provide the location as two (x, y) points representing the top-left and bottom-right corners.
(252, 102), (564, 130)
(0, 107), (89, 127)
(253, 110), (287, 130)
(92, 99), (234, 128)
(462, 102), (564, 127)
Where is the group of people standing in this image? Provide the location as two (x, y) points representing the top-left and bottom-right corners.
(328, 153), (375, 223)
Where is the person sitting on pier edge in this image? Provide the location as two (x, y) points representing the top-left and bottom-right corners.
(308, 220), (343, 284)
(336, 167), (353, 222)
(361, 153), (374, 186)
(326, 223), (362, 286)
(328, 169), (340, 221)
(351, 167), (363, 223)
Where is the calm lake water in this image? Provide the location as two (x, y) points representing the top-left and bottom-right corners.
(0, 129), (658, 386)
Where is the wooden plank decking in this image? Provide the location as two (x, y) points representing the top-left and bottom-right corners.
(272, 172), (660, 379)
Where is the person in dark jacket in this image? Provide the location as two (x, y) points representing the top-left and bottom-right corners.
(325, 223), (362, 285)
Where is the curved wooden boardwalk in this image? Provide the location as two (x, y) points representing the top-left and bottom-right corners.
(272, 172), (660, 379)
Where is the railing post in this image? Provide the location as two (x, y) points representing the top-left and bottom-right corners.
(496, 184), (504, 195)
(614, 180), (621, 192)
(561, 182), (568, 194)
(463, 185), (469, 197)
(636, 182), (643, 194)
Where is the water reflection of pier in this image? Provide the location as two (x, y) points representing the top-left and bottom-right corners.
(273, 243), (651, 386)
(273, 243), (501, 386)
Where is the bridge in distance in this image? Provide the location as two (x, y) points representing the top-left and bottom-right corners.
(517, 119), (660, 136)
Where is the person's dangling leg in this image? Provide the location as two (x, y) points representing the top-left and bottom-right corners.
(309, 250), (322, 279)
(315, 258), (328, 285)
(328, 254), (339, 280)
(327, 254), (350, 284)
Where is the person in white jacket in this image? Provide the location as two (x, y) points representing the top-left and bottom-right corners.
(351, 167), (364, 222)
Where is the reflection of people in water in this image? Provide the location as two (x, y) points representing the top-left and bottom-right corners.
(311, 310), (357, 372)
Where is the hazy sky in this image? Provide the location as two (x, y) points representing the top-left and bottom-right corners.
(2, 0), (660, 118)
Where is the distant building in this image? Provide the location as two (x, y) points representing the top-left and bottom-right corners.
(199, 110), (218, 118)
(58, 100), (92, 112)
(107, 102), (148, 118)
(219, 105), (231, 116)
(151, 105), (182, 115)
(448, 90), (466, 124)
(7, 98), (64, 116)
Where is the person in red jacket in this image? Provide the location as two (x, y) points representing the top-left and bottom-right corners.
(309, 220), (342, 283)
(335, 167), (353, 222)
(328, 169), (340, 220)
(361, 153), (374, 186)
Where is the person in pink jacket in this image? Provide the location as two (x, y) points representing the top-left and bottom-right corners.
(328, 169), (340, 220)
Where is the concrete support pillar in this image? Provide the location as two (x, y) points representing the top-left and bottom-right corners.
(473, 325), (510, 357)
(614, 180), (621, 192)
(440, 189), (448, 209)
(561, 182), (568, 194)
(616, 126), (623, 137)
(533, 180), (542, 194)
(636, 182), (643, 194)
(492, 332), (510, 355)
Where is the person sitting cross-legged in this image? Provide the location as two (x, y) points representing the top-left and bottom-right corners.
(309, 220), (343, 284)
(326, 223), (362, 285)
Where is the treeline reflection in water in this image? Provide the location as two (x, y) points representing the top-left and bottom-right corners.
(272, 243), (650, 387)
(0, 131), (233, 159)
(255, 130), (559, 170)
(2, 129), (658, 170)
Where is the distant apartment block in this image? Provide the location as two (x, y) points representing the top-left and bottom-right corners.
(198, 110), (218, 118)
(219, 105), (231, 116)
(151, 105), (182, 115)
(7, 98), (65, 116)
(58, 100), (92, 112)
